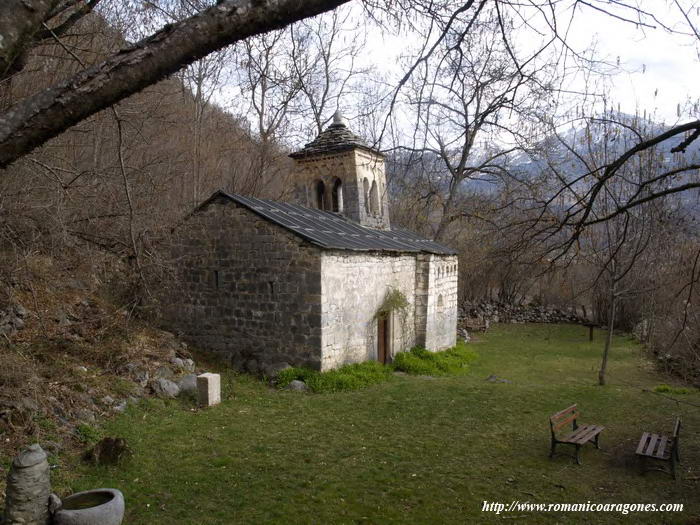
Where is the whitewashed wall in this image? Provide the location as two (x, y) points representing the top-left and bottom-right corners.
(423, 255), (459, 351)
(320, 252), (417, 370)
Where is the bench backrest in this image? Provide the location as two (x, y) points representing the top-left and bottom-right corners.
(672, 417), (682, 445)
(550, 404), (578, 434)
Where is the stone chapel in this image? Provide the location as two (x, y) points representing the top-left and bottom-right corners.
(165, 113), (458, 372)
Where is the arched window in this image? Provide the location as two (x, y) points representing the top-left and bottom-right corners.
(437, 294), (444, 312)
(363, 178), (370, 213)
(370, 180), (379, 215)
(331, 178), (343, 212)
(314, 180), (325, 210)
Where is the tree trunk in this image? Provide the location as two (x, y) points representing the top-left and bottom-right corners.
(598, 287), (616, 386)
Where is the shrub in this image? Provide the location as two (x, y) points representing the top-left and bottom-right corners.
(310, 362), (393, 393)
(75, 423), (102, 444)
(374, 288), (410, 319)
(276, 367), (317, 388)
(653, 384), (694, 395)
(276, 342), (477, 392)
(393, 341), (477, 376)
(391, 349), (437, 376)
(277, 362), (393, 393)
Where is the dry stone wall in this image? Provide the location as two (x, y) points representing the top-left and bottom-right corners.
(460, 301), (584, 325)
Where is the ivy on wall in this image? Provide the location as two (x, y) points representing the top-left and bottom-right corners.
(374, 287), (409, 319)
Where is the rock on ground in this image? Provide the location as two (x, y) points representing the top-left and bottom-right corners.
(264, 362), (291, 378)
(85, 437), (130, 466)
(170, 357), (195, 372)
(177, 374), (198, 396)
(150, 378), (180, 398)
(286, 380), (309, 392)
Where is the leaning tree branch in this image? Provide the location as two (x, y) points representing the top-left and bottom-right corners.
(580, 173), (700, 227)
(0, 0), (60, 78)
(569, 119), (700, 235)
(671, 127), (700, 153)
(0, 0), (350, 169)
(34, 0), (103, 42)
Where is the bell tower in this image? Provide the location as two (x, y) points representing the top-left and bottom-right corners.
(289, 112), (390, 230)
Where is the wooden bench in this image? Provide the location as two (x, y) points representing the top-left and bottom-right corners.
(464, 317), (489, 333)
(636, 418), (681, 479)
(549, 404), (604, 464)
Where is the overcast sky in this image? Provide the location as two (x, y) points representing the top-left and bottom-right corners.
(564, 2), (698, 124)
(311, 1), (699, 153)
(217, 1), (698, 145)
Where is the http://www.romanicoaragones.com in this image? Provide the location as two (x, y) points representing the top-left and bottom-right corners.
(482, 500), (684, 516)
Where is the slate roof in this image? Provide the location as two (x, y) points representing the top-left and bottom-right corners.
(289, 117), (383, 159)
(202, 191), (456, 255)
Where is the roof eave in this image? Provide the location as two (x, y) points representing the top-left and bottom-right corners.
(289, 144), (386, 160)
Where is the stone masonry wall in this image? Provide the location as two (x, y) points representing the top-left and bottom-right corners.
(291, 149), (390, 230)
(163, 195), (324, 371)
(292, 151), (358, 215)
(423, 255), (459, 351)
(352, 150), (391, 230)
(413, 254), (431, 347)
(320, 252), (417, 370)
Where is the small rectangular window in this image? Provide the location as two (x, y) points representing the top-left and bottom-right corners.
(213, 270), (220, 289)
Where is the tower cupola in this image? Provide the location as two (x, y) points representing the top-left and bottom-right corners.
(289, 112), (390, 230)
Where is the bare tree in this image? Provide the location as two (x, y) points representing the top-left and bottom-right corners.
(231, 29), (301, 198)
(394, 5), (557, 243)
(522, 112), (674, 384)
(133, 1), (236, 207)
(0, 0), (103, 80)
(0, 0), (697, 231)
(289, 6), (370, 138)
(0, 0), (351, 168)
(586, 201), (656, 386)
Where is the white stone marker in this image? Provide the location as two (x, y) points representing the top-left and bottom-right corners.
(196, 373), (221, 407)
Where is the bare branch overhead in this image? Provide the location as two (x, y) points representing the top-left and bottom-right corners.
(0, 0), (350, 168)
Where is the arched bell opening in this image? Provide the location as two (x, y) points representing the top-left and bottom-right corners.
(331, 178), (343, 213)
(314, 179), (326, 210)
(370, 180), (379, 216)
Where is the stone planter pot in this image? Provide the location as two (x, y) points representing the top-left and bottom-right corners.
(53, 488), (124, 525)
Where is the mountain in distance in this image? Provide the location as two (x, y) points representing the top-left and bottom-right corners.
(510, 111), (700, 184)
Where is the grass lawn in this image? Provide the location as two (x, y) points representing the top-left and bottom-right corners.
(55, 324), (700, 524)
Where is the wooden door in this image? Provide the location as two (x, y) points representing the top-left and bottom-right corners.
(377, 316), (389, 364)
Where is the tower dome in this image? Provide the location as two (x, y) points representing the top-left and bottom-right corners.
(288, 113), (390, 230)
